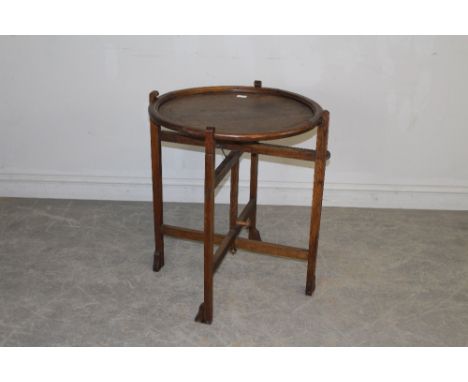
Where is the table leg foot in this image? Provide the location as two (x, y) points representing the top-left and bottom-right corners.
(194, 303), (212, 324)
(305, 277), (316, 296)
(249, 227), (262, 241)
(153, 250), (164, 272)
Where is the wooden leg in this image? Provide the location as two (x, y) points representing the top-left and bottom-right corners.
(306, 111), (329, 295)
(229, 158), (239, 254)
(248, 153), (262, 241)
(195, 127), (216, 324)
(150, 121), (164, 272)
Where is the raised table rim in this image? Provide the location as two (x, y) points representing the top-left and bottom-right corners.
(148, 85), (323, 142)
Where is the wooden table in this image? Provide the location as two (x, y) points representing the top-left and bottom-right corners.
(148, 81), (330, 324)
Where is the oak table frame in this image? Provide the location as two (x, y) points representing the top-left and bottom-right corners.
(148, 81), (330, 324)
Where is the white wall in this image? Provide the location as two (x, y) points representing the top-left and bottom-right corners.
(1, 36), (468, 209)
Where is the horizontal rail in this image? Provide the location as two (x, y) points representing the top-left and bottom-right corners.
(160, 129), (330, 162)
(213, 199), (255, 272)
(214, 150), (242, 188)
(161, 224), (308, 261)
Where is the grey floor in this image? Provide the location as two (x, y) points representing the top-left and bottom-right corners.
(0, 197), (467, 346)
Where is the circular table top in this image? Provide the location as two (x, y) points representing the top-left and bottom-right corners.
(148, 84), (323, 142)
